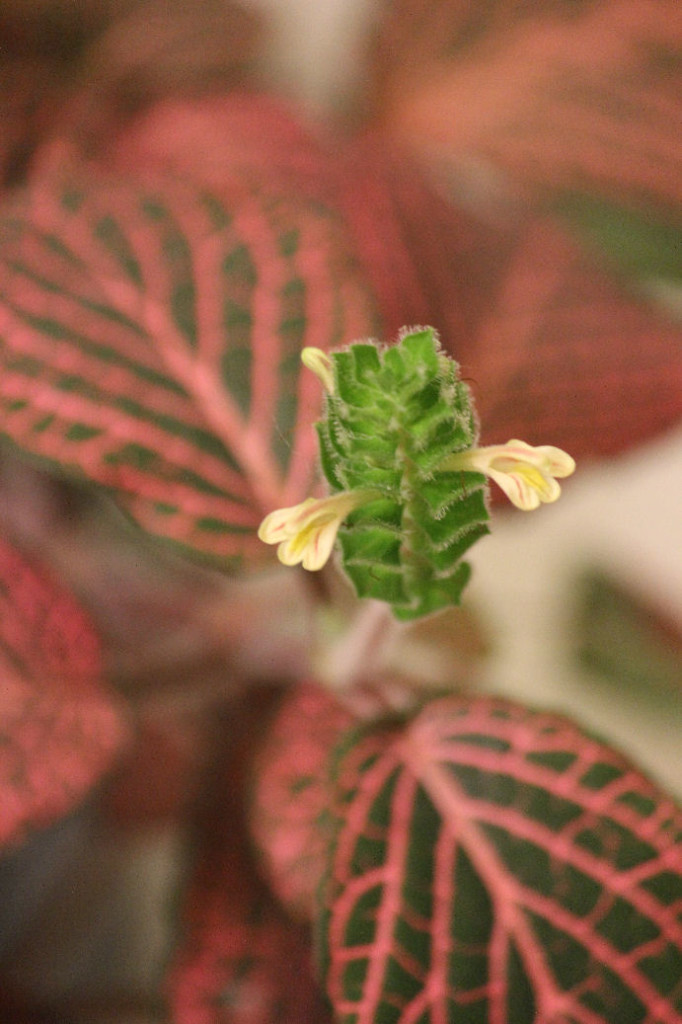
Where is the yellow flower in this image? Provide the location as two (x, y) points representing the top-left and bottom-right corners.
(258, 490), (377, 570)
(445, 440), (576, 510)
(301, 347), (335, 394)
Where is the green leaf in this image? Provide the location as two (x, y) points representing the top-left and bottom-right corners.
(317, 328), (489, 620)
(553, 192), (682, 286)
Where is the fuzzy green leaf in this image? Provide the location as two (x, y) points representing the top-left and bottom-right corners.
(317, 328), (489, 620)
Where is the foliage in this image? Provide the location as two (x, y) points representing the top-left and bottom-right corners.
(0, 171), (378, 565)
(320, 694), (682, 1023)
(315, 329), (488, 620)
(0, 534), (125, 849)
(0, 0), (681, 1021)
(168, 695), (332, 1024)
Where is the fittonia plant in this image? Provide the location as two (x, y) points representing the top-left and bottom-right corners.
(247, 332), (682, 1024)
(250, 337), (682, 1024)
(259, 326), (575, 619)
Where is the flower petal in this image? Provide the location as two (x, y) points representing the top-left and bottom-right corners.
(442, 439), (574, 510)
(535, 445), (577, 478)
(301, 347), (335, 394)
(258, 499), (318, 543)
(487, 464), (559, 510)
(301, 517), (340, 571)
(258, 490), (380, 570)
(277, 535), (308, 566)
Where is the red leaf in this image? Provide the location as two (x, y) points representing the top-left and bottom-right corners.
(54, 92), (334, 206)
(0, 535), (126, 848)
(168, 696), (331, 1024)
(337, 137), (682, 462)
(455, 213), (682, 458)
(321, 694), (682, 1023)
(0, 168), (379, 563)
(248, 682), (356, 920)
(169, 876), (329, 1024)
(374, 0), (682, 214)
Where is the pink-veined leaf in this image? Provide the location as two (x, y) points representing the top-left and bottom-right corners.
(169, 872), (331, 1024)
(336, 136), (682, 462)
(39, 92), (334, 208)
(448, 211), (682, 458)
(0, 534), (126, 848)
(24, 86), (682, 477)
(320, 694), (682, 1023)
(92, 84), (682, 466)
(373, 0), (682, 216)
(248, 682), (356, 920)
(0, 169), (379, 564)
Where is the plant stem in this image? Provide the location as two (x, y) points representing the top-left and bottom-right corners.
(324, 599), (399, 695)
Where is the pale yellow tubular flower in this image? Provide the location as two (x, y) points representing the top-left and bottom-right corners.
(258, 490), (378, 571)
(301, 347), (335, 394)
(445, 440), (576, 511)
